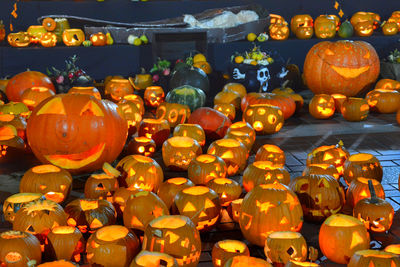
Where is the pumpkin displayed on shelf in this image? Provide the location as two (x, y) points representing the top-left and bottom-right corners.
(303, 40), (380, 96)
(243, 161), (290, 192)
(89, 32), (107, 46)
(212, 240), (250, 267)
(105, 78), (134, 102)
(188, 154), (227, 185)
(2, 193), (44, 223)
(269, 23), (290, 41)
(347, 249), (400, 267)
(64, 199), (116, 234)
(255, 144), (285, 166)
(156, 102), (191, 128)
(62, 29), (85, 46)
(0, 231), (42, 267)
(314, 15), (336, 39)
(239, 183), (303, 247)
(224, 255), (272, 266)
(343, 153), (383, 184)
(169, 66), (210, 95)
(127, 136), (156, 157)
(123, 191), (169, 231)
(306, 142), (349, 175)
(7, 32), (31, 47)
(227, 121), (256, 143)
(264, 231), (307, 265)
(206, 178), (242, 206)
(40, 32), (57, 47)
(165, 85), (206, 112)
(157, 177), (194, 209)
(302, 164), (339, 180)
(295, 25), (314, 39)
(117, 99), (142, 136)
(162, 136), (202, 171)
(144, 86), (165, 108)
(86, 225), (140, 267)
(130, 251), (178, 267)
(289, 174), (345, 222)
(319, 214), (370, 264)
(243, 104), (284, 135)
(224, 130), (253, 152)
(382, 21), (399, 35)
(308, 94), (335, 119)
(340, 97), (369, 121)
(116, 154), (164, 192)
(346, 177), (385, 208)
(353, 180), (394, 232)
(173, 123), (206, 147)
(290, 14), (313, 34)
(68, 86), (101, 100)
(20, 164), (72, 204)
(354, 21), (374, 36)
(21, 86), (56, 110)
(214, 103), (236, 121)
(26, 94), (128, 174)
(366, 89), (400, 113)
(138, 118), (170, 147)
(142, 215), (201, 267)
(84, 173), (119, 201)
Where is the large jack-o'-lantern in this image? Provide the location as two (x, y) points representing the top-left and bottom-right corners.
(26, 94), (128, 174)
(303, 40), (380, 96)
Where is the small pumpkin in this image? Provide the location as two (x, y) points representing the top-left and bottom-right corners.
(213, 103), (236, 121)
(127, 136), (156, 157)
(366, 89), (400, 113)
(105, 78), (134, 102)
(7, 32), (31, 47)
(21, 86), (56, 110)
(90, 32), (107, 46)
(227, 121), (256, 143)
(290, 14), (313, 33)
(166, 85), (206, 112)
(309, 94), (335, 119)
(131, 73), (153, 91)
(26, 25), (46, 43)
(123, 94), (145, 115)
(269, 23), (290, 41)
(375, 78), (400, 90)
(162, 136), (202, 171)
(169, 66), (210, 95)
(212, 240), (250, 267)
(314, 15), (336, 39)
(117, 99), (142, 136)
(306, 141), (349, 175)
(224, 129), (253, 152)
(340, 97), (369, 121)
(382, 21), (399, 35)
(343, 153), (383, 184)
(346, 177), (385, 208)
(157, 178), (194, 210)
(222, 83), (247, 99)
(84, 173), (119, 201)
(40, 32), (57, 47)
(62, 29), (85, 46)
(2, 193), (44, 223)
(264, 231), (307, 265)
(144, 86), (165, 109)
(187, 154), (227, 185)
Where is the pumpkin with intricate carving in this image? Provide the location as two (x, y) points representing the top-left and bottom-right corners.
(212, 240), (249, 267)
(243, 161), (290, 192)
(343, 153), (383, 184)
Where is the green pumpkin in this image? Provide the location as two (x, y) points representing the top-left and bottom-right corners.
(0, 102), (29, 115)
(166, 85), (206, 112)
(338, 20), (354, 38)
(169, 66), (210, 95)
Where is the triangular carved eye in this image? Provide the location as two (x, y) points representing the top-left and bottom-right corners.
(27, 225), (35, 233)
(37, 97), (66, 115)
(80, 100), (104, 117)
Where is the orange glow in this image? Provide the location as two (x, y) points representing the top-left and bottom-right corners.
(5, 252), (22, 263)
(132, 154), (153, 163)
(150, 216), (187, 229)
(332, 94), (346, 100)
(167, 136), (195, 147)
(96, 225), (128, 241)
(349, 153), (373, 162)
(183, 202), (197, 212)
(384, 244), (400, 255)
(80, 200), (99, 211)
(90, 218), (103, 229)
(32, 164), (61, 173)
(67, 218), (77, 226)
(325, 214), (360, 227)
(218, 240), (248, 253)
(213, 178), (232, 185)
(168, 177), (188, 185)
(358, 177), (379, 185)
(44, 192), (65, 203)
(183, 186), (210, 195)
(1, 231), (26, 239)
(253, 121), (263, 131)
(268, 231), (302, 239)
(350, 231), (365, 249)
(287, 261), (320, 266)
(52, 226), (76, 234)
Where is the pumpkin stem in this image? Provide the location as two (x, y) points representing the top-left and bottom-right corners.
(368, 179), (379, 204)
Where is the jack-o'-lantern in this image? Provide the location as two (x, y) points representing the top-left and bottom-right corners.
(309, 94), (335, 119)
(112, 187), (142, 217)
(255, 144), (285, 166)
(144, 86), (165, 108)
(353, 179), (394, 233)
(225, 256), (272, 266)
(208, 138), (248, 176)
(27, 25), (47, 44)
(382, 21), (399, 35)
(343, 153), (383, 184)
(123, 191), (169, 231)
(289, 174), (345, 222)
(105, 79), (134, 102)
(384, 244), (400, 255)
(314, 16), (336, 39)
(157, 178), (194, 209)
(224, 130), (253, 152)
(156, 102), (191, 128)
(131, 73), (153, 91)
(303, 40), (380, 96)
(26, 94), (128, 174)
(3, 193), (44, 223)
(270, 14), (285, 25)
(302, 164), (339, 180)
(116, 154), (164, 192)
(62, 29), (85, 46)
(21, 86), (55, 110)
(243, 161), (290, 192)
(131, 251), (178, 267)
(331, 94), (347, 112)
(64, 199), (116, 234)
(8, 32), (31, 47)
(86, 225), (140, 267)
(37, 260), (79, 267)
(0, 231), (42, 267)
(388, 15), (400, 30)
(188, 154), (227, 185)
(127, 136), (156, 157)
(207, 178), (242, 206)
(346, 177), (385, 208)
(227, 121), (256, 143)
(40, 32), (57, 47)
(89, 32), (107, 46)
(229, 198), (242, 223)
(20, 164), (72, 204)
(142, 215), (201, 267)
(375, 79), (400, 90)
(123, 94), (145, 115)
(239, 183), (303, 246)
(354, 21), (374, 36)
(340, 97), (369, 121)
(264, 231), (307, 265)
(44, 226), (85, 263)
(173, 123), (206, 147)
(0, 125), (26, 163)
(212, 240), (250, 267)
(269, 23), (290, 41)
(285, 261), (320, 267)
(244, 104), (284, 135)
(68, 86), (101, 100)
(291, 14), (313, 33)
(84, 173), (119, 201)
(162, 136), (202, 171)
(214, 103), (236, 121)
(295, 26), (314, 39)
(173, 186), (221, 232)
(117, 99), (142, 135)
(366, 89), (400, 113)
(319, 214), (370, 264)
(348, 250), (400, 267)
(214, 91), (241, 110)
(138, 118), (170, 147)
(0, 114), (27, 141)
(306, 141), (349, 175)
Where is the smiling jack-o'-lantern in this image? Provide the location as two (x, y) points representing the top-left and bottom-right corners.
(303, 40), (380, 96)
(264, 231), (307, 265)
(269, 23), (290, 41)
(26, 94), (127, 174)
(40, 32), (57, 47)
(382, 21), (399, 35)
(105, 79), (134, 102)
(309, 94), (335, 119)
(7, 32), (31, 47)
(306, 141), (349, 175)
(62, 29), (85, 46)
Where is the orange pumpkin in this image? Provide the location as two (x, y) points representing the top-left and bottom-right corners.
(90, 32), (107, 46)
(375, 78), (400, 91)
(346, 177), (385, 208)
(366, 89), (400, 113)
(212, 240), (250, 267)
(157, 178), (194, 209)
(308, 94), (335, 119)
(21, 86), (56, 111)
(340, 97), (369, 122)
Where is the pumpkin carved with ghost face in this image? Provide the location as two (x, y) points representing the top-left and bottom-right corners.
(26, 94), (128, 174)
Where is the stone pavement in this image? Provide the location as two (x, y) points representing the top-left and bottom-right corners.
(1, 108), (400, 267)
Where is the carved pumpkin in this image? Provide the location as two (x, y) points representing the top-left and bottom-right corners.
(64, 199), (116, 234)
(375, 78), (400, 91)
(227, 121), (256, 143)
(346, 177), (385, 208)
(156, 102), (191, 128)
(291, 14), (313, 33)
(348, 249), (400, 267)
(7, 32), (31, 47)
(343, 153), (383, 184)
(285, 261), (320, 267)
(0, 114), (27, 141)
(21, 86), (55, 111)
(86, 225), (140, 267)
(269, 23), (290, 41)
(6, 71), (55, 102)
(353, 179), (394, 233)
(116, 154), (164, 192)
(340, 97), (369, 121)
(40, 32), (57, 47)
(243, 161), (290, 192)
(37, 260), (79, 267)
(123, 191), (169, 231)
(123, 94), (145, 115)
(26, 94), (128, 174)
(303, 40), (380, 96)
(0, 125), (26, 163)
(105, 78), (134, 102)
(382, 21), (399, 35)
(214, 103), (236, 121)
(142, 215), (201, 266)
(157, 178), (194, 209)
(187, 154), (227, 185)
(144, 86), (165, 109)
(366, 89), (400, 113)
(127, 136), (156, 157)
(3, 193), (43, 223)
(112, 187), (142, 217)
(270, 14), (286, 25)
(264, 231), (307, 265)
(206, 178), (242, 207)
(331, 94), (347, 113)
(212, 240), (250, 267)
(314, 15), (336, 39)
(354, 21), (374, 36)
(289, 174), (345, 222)
(224, 255), (272, 266)
(165, 85), (206, 112)
(224, 130), (253, 152)
(68, 86), (101, 100)
(131, 73), (153, 91)
(44, 226), (85, 263)
(296, 26), (314, 39)
(0, 231), (42, 267)
(162, 136), (202, 171)
(173, 123), (206, 147)
(138, 118), (170, 147)
(255, 144), (285, 167)
(62, 29), (85, 46)
(89, 32), (107, 46)
(239, 183), (303, 246)
(306, 142), (349, 175)
(244, 104), (284, 135)
(117, 99), (142, 136)
(214, 90), (242, 110)
(350, 12), (380, 30)
(309, 94), (335, 119)
(222, 83), (247, 99)
(20, 164), (72, 204)
(207, 138), (248, 176)
(302, 164), (339, 180)
(84, 173), (119, 201)
(130, 251), (178, 267)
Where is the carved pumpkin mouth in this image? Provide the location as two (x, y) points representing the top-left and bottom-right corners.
(330, 65), (370, 79)
(45, 143), (105, 169)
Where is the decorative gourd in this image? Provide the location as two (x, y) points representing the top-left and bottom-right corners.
(212, 240), (250, 267)
(343, 153), (383, 184)
(127, 136), (156, 157)
(21, 86), (55, 110)
(309, 94), (335, 119)
(306, 141), (349, 175)
(157, 178), (194, 209)
(68, 86), (101, 100)
(130, 251), (178, 267)
(302, 164), (339, 180)
(169, 66), (210, 95)
(346, 177), (385, 208)
(188, 154), (227, 185)
(162, 136), (202, 171)
(340, 97), (369, 121)
(243, 104), (285, 135)
(173, 123), (206, 147)
(206, 178), (242, 207)
(366, 89), (400, 113)
(138, 118), (170, 147)
(144, 86), (165, 108)
(156, 102), (191, 128)
(187, 107), (231, 140)
(243, 161), (290, 192)
(84, 173), (119, 201)
(2, 193), (43, 223)
(303, 40), (380, 96)
(264, 231), (307, 265)
(255, 144), (285, 167)
(166, 85), (206, 112)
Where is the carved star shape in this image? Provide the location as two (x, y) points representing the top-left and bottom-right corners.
(152, 205), (164, 217)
